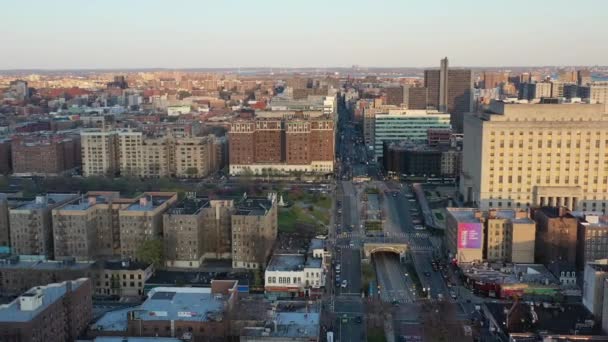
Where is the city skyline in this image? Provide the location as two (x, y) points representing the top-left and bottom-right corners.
(2, 0), (607, 69)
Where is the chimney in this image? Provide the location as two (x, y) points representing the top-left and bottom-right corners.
(139, 196), (148, 207)
(88, 196), (97, 206)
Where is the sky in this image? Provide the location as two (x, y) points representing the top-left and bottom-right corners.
(1, 0), (607, 69)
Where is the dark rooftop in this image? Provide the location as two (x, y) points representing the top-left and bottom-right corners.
(485, 302), (598, 336)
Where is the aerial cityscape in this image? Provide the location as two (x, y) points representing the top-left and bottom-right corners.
(2, 1), (608, 342)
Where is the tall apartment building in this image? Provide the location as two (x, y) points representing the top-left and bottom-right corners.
(578, 69), (592, 86)
(119, 192), (177, 260)
(229, 116), (334, 175)
(81, 129), (119, 177)
(385, 86), (405, 106)
(461, 101), (608, 213)
(424, 57), (472, 132)
(0, 139), (11, 175)
(52, 192), (138, 260)
(485, 209), (536, 263)
(445, 208), (484, 263)
(11, 135), (79, 175)
(163, 196), (234, 268)
(117, 129), (144, 177)
(532, 207), (578, 273)
(174, 136), (216, 178)
(373, 109), (451, 159)
(232, 195), (278, 269)
(406, 86), (428, 110)
(575, 213), (608, 271)
(559, 70), (578, 83)
(580, 83), (608, 113)
(482, 71), (509, 89)
(0, 278), (92, 342)
(9, 194), (78, 258)
(518, 82), (552, 101)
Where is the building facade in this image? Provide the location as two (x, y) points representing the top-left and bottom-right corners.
(229, 116), (334, 175)
(373, 109), (451, 159)
(9, 194), (78, 258)
(118, 192), (177, 260)
(0, 278), (92, 342)
(81, 129), (119, 177)
(231, 195), (278, 269)
(461, 101), (608, 213)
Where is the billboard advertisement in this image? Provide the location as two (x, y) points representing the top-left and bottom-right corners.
(458, 223), (482, 249)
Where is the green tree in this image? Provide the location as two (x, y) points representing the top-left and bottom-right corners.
(185, 167), (199, 177)
(136, 239), (164, 268)
(177, 90), (192, 99)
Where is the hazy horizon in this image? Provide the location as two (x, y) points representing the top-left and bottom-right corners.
(2, 0), (607, 69)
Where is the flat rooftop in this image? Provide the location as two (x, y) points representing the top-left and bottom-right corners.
(267, 254), (306, 272)
(234, 197), (273, 216)
(56, 194), (115, 211)
(461, 263), (559, 286)
(125, 194), (174, 211)
(166, 197), (210, 215)
(447, 208), (483, 223)
(14, 193), (77, 210)
(132, 287), (225, 322)
(0, 257), (93, 271)
(485, 302), (597, 335)
(90, 307), (132, 332)
(242, 311), (320, 339)
(0, 278), (87, 322)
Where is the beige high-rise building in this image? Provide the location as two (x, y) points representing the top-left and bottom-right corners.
(117, 131), (218, 178)
(52, 192), (135, 260)
(232, 195), (278, 269)
(9, 194), (78, 258)
(80, 129), (119, 176)
(163, 196), (234, 268)
(117, 129), (144, 177)
(174, 136), (215, 178)
(461, 101), (608, 213)
(486, 209), (536, 263)
(119, 192), (177, 260)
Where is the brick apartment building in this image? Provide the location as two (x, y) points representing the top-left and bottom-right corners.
(9, 193), (78, 258)
(10, 134), (80, 175)
(0, 139), (11, 175)
(532, 207), (578, 275)
(229, 116), (334, 175)
(0, 278), (92, 342)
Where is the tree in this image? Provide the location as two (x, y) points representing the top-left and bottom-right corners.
(177, 90), (192, 100)
(136, 239), (164, 268)
(185, 167), (199, 177)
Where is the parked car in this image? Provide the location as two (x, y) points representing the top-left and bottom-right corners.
(341, 280), (348, 288)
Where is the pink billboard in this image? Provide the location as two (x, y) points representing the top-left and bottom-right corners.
(458, 223), (482, 249)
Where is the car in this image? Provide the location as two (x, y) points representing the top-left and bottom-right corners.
(355, 316), (362, 324)
(341, 280), (348, 288)
(391, 300), (400, 306)
(451, 292), (457, 299)
(336, 264), (341, 271)
(349, 242), (355, 247)
(424, 272), (431, 277)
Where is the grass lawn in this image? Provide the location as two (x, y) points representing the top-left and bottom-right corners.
(278, 209), (297, 232)
(367, 327), (386, 342)
(316, 196), (332, 209)
(278, 206), (321, 232)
